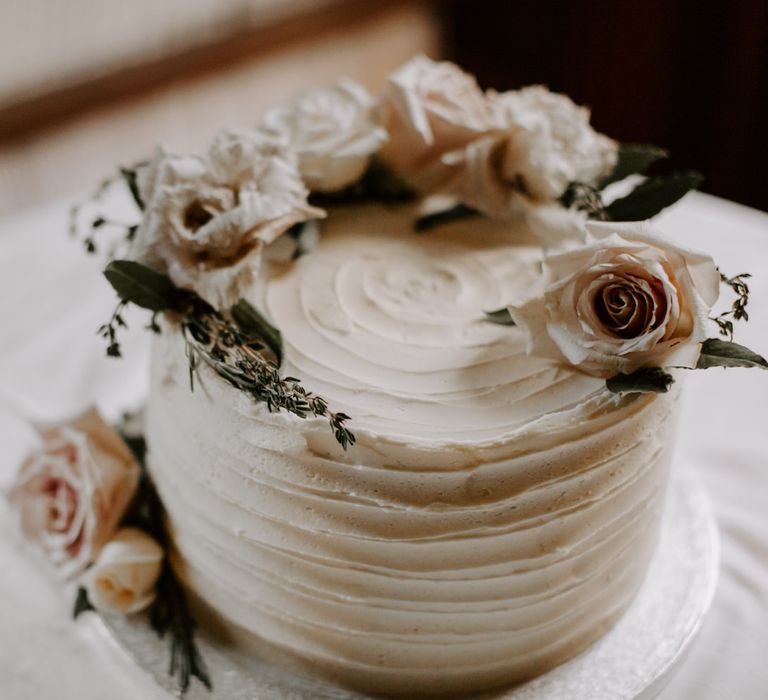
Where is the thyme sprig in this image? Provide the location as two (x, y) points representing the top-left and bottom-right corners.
(713, 271), (751, 340)
(182, 301), (355, 450)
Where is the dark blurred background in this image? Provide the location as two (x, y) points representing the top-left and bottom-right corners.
(1, 0), (765, 216)
(444, 0), (768, 212)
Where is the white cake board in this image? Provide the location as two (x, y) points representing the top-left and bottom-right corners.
(95, 464), (719, 700)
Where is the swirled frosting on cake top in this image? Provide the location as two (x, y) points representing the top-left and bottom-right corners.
(263, 203), (604, 445)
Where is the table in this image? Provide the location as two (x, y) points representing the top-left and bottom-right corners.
(1, 192), (766, 699)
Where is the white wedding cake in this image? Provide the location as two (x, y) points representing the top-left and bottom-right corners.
(145, 203), (680, 696)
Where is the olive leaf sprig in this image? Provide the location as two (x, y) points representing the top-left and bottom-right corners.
(101, 260), (355, 450)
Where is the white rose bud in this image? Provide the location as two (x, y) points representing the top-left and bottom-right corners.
(508, 221), (721, 377)
(261, 79), (388, 192)
(377, 55), (496, 191)
(83, 527), (164, 615)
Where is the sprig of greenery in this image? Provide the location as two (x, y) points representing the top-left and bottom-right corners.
(72, 434), (212, 694)
(599, 143), (669, 188)
(309, 158), (415, 207)
(70, 164), (145, 256)
(483, 308), (516, 326)
(560, 182), (606, 219)
(97, 300), (129, 357)
(603, 170), (703, 221)
(72, 587), (95, 618)
(695, 338), (768, 370)
(100, 260), (355, 449)
(123, 435), (212, 694)
(713, 271), (751, 340)
(183, 300), (355, 450)
(606, 367), (675, 394)
(414, 203), (480, 232)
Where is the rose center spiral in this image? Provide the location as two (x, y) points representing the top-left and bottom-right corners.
(593, 273), (667, 339)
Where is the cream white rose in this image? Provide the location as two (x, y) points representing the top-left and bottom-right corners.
(83, 527), (163, 614)
(445, 86), (617, 219)
(377, 55), (496, 191)
(508, 221), (720, 377)
(7, 409), (139, 579)
(260, 79), (388, 192)
(130, 129), (324, 307)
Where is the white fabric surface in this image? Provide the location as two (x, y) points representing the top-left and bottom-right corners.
(0, 192), (766, 699)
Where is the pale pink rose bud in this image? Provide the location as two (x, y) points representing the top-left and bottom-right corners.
(83, 527), (163, 614)
(7, 409), (140, 579)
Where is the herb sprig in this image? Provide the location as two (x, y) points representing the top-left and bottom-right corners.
(713, 271), (751, 341)
(73, 433), (212, 694)
(100, 260), (355, 449)
(182, 297), (355, 450)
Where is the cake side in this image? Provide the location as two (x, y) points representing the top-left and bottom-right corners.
(145, 207), (681, 696)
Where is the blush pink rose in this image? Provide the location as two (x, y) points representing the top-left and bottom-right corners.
(7, 409), (140, 579)
(508, 221), (721, 377)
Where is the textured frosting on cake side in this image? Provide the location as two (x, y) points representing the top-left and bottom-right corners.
(146, 205), (680, 696)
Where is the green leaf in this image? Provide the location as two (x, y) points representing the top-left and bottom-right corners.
(415, 204), (480, 232)
(120, 167), (145, 211)
(73, 587), (94, 619)
(604, 170), (703, 221)
(600, 143), (669, 187)
(287, 220), (320, 260)
(606, 367), (675, 394)
(104, 260), (182, 312)
(308, 158), (415, 206)
(696, 338), (768, 370)
(231, 299), (283, 367)
(483, 308), (516, 326)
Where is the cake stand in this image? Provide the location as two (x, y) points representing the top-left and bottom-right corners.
(94, 464), (719, 700)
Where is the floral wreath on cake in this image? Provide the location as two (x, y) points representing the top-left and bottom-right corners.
(7, 56), (766, 693)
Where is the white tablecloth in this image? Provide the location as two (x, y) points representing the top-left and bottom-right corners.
(1, 193), (767, 700)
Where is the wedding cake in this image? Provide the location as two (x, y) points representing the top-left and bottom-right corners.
(145, 203), (681, 696)
(12, 55), (762, 698)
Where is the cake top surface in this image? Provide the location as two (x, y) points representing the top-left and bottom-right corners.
(259, 203), (605, 444)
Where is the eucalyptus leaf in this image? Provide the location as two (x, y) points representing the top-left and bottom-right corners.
(606, 367), (675, 394)
(600, 143), (669, 188)
(695, 338), (768, 370)
(231, 299), (284, 367)
(604, 170), (703, 221)
(483, 308), (516, 326)
(103, 260), (181, 311)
